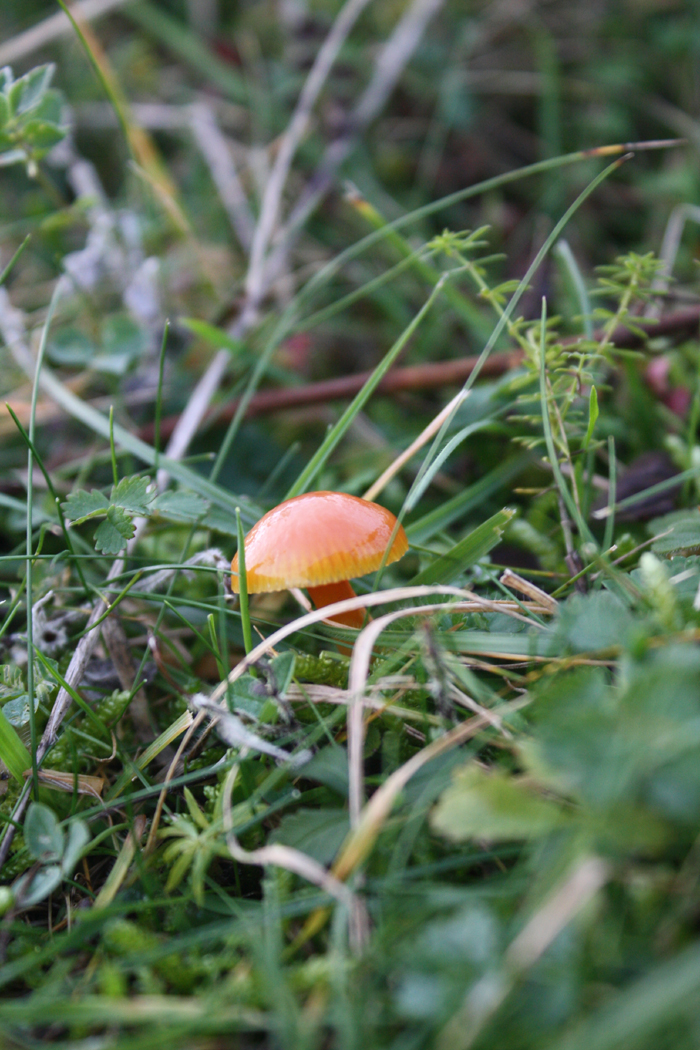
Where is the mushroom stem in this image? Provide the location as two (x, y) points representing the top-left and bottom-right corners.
(307, 580), (367, 629)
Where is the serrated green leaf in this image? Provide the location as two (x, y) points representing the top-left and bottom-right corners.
(94, 506), (134, 554)
(61, 488), (109, 524)
(431, 764), (564, 842)
(198, 505), (239, 537)
(650, 512), (700, 556)
(410, 508), (515, 586)
(110, 475), (154, 515)
(24, 803), (64, 862)
(152, 490), (209, 522)
(0, 93), (9, 130)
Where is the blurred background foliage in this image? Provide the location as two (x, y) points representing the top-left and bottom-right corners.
(2, 0), (700, 1048)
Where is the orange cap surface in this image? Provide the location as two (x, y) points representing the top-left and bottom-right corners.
(231, 491), (408, 593)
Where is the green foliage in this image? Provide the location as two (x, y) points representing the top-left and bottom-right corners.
(8, 804), (89, 911)
(3, 6), (700, 1049)
(431, 764), (565, 842)
(0, 65), (66, 173)
(62, 476), (212, 553)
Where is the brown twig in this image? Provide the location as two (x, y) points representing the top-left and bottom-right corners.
(139, 349), (523, 443)
(138, 305), (700, 445)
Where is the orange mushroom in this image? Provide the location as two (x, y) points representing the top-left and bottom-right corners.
(230, 491), (408, 628)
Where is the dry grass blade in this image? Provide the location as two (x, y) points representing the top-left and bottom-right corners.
(344, 595), (539, 825)
(333, 713), (495, 883)
(244, 0), (375, 309)
(206, 584), (552, 710)
(221, 763), (369, 952)
(499, 569), (559, 613)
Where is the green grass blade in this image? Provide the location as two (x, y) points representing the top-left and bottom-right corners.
(125, 1), (248, 104)
(235, 507), (253, 656)
(409, 508), (515, 586)
(286, 276), (449, 498)
(0, 235), (30, 288)
(406, 156), (630, 520)
(0, 709), (31, 782)
(407, 454), (530, 544)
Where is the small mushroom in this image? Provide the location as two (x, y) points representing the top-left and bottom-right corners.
(230, 491), (408, 628)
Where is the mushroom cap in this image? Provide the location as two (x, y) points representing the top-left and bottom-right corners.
(231, 491), (408, 594)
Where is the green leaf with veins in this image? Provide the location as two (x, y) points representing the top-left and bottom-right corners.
(61, 488), (110, 524)
(94, 506), (135, 554)
(110, 475), (154, 515)
(152, 490), (209, 523)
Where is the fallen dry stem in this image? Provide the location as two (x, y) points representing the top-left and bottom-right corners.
(222, 762), (369, 952)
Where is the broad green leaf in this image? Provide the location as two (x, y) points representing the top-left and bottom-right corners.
(61, 488), (109, 523)
(301, 746), (349, 798)
(410, 508), (515, 586)
(47, 329), (95, 366)
(0, 708), (31, 782)
(556, 591), (633, 653)
(269, 652), (295, 698)
(101, 314), (148, 360)
(8, 64), (54, 116)
(61, 820), (90, 874)
(19, 119), (65, 153)
(94, 506), (134, 554)
(0, 93), (9, 130)
(152, 490), (209, 522)
(110, 475), (154, 516)
(24, 803), (64, 862)
(2, 693), (39, 730)
(14, 865), (63, 908)
(271, 808), (350, 866)
(431, 764), (564, 842)
(28, 88), (63, 126)
(650, 511), (700, 556)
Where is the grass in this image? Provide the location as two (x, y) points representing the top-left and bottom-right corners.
(1, 0), (700, 1047)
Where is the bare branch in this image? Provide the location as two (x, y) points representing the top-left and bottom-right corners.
(189, 102), (255, 252)
(244, 0), (374, 309)
(0, 0), (130, 67)
(268, 0), (447, 277)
